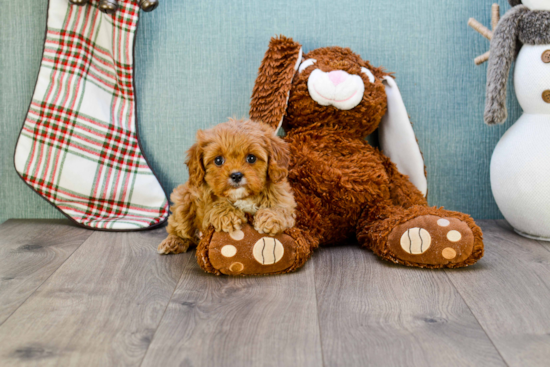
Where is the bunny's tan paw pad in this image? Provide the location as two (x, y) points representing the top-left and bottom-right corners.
(387, 215), (476, 266)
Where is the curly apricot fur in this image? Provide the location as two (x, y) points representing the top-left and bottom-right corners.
(158, 119), (296, 254)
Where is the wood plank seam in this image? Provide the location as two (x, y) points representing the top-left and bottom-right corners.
(0, 225), (94, 328)
(442, 269), (510, 367)
(493, 221), (550, 259)
(313, 244), (507, 366)
(140, 254), (324, 366)
(533, 240), (550, 255)
(137, 254), (193, 367)
(0, 227), (190, 366)
(445, 219), (550, 367)
(310, 259), (327, 367)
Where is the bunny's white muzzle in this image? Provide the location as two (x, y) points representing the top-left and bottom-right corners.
(307, 69), (364, 110)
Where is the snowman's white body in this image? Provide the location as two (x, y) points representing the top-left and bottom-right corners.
(491, 43), (550, 240)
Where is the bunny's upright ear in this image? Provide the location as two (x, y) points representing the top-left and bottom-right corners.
(379, 76), (428, 197)
(250, 36), (302, 133)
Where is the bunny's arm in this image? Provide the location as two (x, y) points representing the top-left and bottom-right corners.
(485, 5), (528, 125)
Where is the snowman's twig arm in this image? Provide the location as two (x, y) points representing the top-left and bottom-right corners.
(485, 5), (528, 125)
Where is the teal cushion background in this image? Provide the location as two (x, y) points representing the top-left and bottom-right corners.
(0, 0), (521, 224)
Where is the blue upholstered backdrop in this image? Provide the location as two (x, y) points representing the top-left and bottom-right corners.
(0, 0), (521, 224)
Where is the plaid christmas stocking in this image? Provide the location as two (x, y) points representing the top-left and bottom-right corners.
(14, 0), (169, 230)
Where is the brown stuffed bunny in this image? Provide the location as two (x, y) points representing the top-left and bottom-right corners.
(197, 36), (484, 275)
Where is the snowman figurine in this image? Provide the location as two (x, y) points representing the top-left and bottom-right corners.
(484, 0), (550, 240)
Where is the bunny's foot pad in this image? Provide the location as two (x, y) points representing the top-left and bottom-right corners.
(387, 215), (480, 267)
(197, 224), (312, 276)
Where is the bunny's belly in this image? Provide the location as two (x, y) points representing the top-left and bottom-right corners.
(514, 44), (550, 114)
(288, 135), (389, 202)
(286, 131), (391, 242)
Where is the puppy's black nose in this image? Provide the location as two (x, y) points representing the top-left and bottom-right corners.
(230, 172), (244, 183)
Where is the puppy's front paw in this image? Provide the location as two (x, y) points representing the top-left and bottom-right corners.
(254, 209), (291, 236)
(158, 235), (190, 254)
(211, 210), (246, 233)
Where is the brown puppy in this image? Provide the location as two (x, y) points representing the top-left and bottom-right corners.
(158, 119), (296, 254)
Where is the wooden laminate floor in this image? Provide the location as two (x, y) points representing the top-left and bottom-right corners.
(0, 219), (549, 367)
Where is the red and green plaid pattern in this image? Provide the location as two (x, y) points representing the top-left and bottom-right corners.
(14, 0), (168, 230)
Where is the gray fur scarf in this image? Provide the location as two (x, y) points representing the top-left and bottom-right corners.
(485, 5), (550, 124)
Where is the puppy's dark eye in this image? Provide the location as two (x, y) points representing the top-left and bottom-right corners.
(246, 154), (257, 164)
(214, 156), (224, 166)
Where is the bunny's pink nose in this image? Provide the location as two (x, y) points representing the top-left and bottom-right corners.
(328, 70), (348, 86)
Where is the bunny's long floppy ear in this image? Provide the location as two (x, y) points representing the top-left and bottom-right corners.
(379, 76), (428, 197)
(250, 36), (302, 133)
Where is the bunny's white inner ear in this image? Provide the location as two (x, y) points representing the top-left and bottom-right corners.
(379, 76), (428, 196)
(274, 48), (303, 135)
(294, 48), (303, 71)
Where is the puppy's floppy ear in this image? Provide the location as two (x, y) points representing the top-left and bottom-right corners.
(250, 35), (302, 133)
(378, 76), (428, 197)
(185, 131), (206, 188)
(265, 133), (290, 184)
